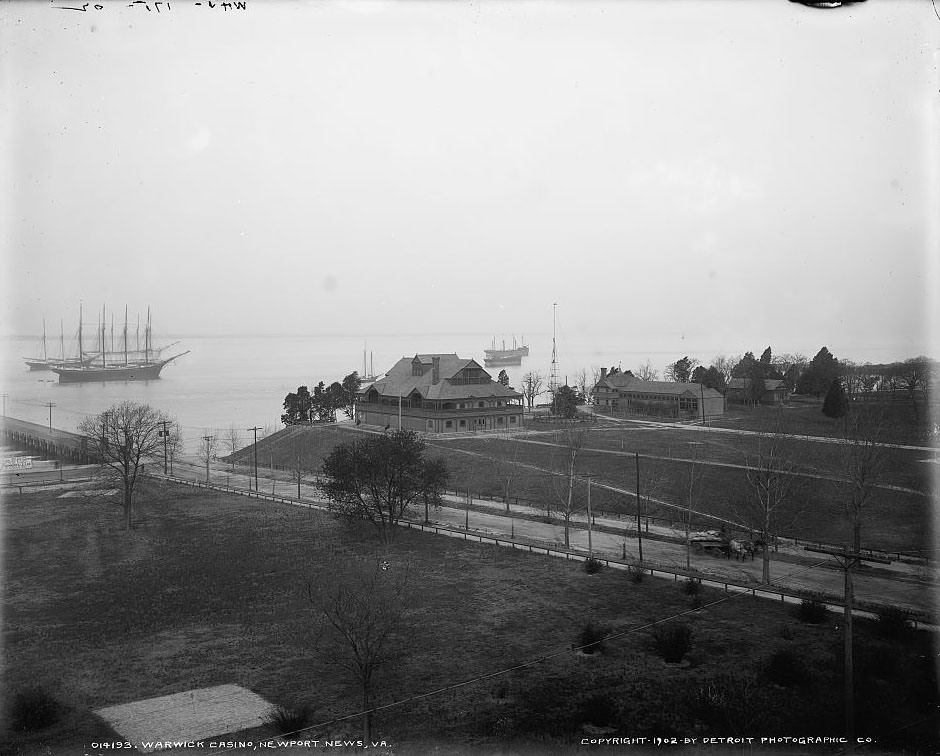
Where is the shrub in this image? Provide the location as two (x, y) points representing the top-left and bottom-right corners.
(795, 598), (828, 624)
(682, 579), (700, 596)
(653, 623), (693, 663)
(264, 703), (313, 737)
(578, 621), (609, 655)
(764, 648), (807, 687)
(580, 694), (618, 727)
(876, 605), (911, 639)
(9, 687), (61, 732)
(583, 556), (604, 574)
(627, 563), (646, 584)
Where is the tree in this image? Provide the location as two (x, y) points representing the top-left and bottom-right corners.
(573, 368), (591, 404)
(710, 355), (737, 386)
(320, 430), (448, 543)
(497, 369), (510, 387)
(282, 385), (313, 425)
(551, 384), (580, 418)
(165, 421), (184, 476)
(419, 456), (448, 524)
(635, 360), (660, 382)
(225, 425), (242, 472)
(306, 558), (415, 744)
(550, 427), (589, 548)
(198, 430), (218, 483)
(78, 401), (170, 530)
(896, 357), (930, 419)
(822, 378), (849, 418)
(839, 409), (886, 553)
(665, 356), (696, 383)
(520, 371), (543, 410)
(291, 433), (313, 500)
(340, 371), (362, 421)
(735, 423), (802, 584)
(691, 365), (708, 385)
(797, 347), (840, 397)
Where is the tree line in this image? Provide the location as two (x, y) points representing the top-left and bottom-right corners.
(281, 372), (361, 425)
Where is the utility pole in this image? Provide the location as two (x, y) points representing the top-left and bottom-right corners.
(247, 426), (262, 492)
(549, 302), (559, 401)
(635, 451), (643, 563)
(202, 435), (214, 483)
(805, 545), (891, 753)
(700, 382), (706, 426)
(45, 402), (55, 432)
(160, 420), (170, 475)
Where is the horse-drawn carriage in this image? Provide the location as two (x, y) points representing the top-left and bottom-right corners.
(690, 529), (758, 561)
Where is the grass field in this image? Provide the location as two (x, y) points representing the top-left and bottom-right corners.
(236, 407), (935, 555)
(4, 480), (938, 755)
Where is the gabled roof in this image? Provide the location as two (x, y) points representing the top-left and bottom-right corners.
(597, 375), (723, 399)
(359, 353), (521, 401)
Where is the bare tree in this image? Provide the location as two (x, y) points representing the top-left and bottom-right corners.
(306, 558), (416, 743)
(549, 427), (589, 548)
(225, 424), (242, 472)
(635, 360), (659, 382)
(574, 368), (591, 404)
(78, 401), (170, 530)
(683, 447), (704, 571)
(838, 408), (887, 553)
(520, 371), (544, 410)
(490, 435), (522, 513)
(710, 355), (737, 386)
(735, 425), (802, 584)
(291, 432), (312, 500)
(165, 421), (184, 476)
(199, 431), (218, 483)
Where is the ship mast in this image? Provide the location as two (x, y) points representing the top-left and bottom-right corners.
(60, 319), (65, 361)
(78, 303), (84, 365)
(549, 302), (559, 399)
(124, 305), (128, 366)
(101, 305), (106, 368)
(42, 318), (47, 360)
(145, 307), (151, 364)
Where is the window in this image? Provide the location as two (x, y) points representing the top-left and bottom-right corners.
(497, 417), (504, 424)
(459, 419), (466, 427)
(510, 416), (517, 424)
(478, 401), (484, 408)
(445, 420), (453, 428)
(427, 420), (434, 430)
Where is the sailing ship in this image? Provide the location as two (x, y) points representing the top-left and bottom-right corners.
(483, 335), (529, 367)
(49, 305), (188, 383)
(361, 346), (379, 383)
(24, 318), (98, 370)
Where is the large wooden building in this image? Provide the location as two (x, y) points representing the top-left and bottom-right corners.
(593, 367), (725, 420)
(356, 353), (524, 434)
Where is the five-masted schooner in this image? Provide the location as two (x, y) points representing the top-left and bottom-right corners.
(47, 305), (188, 383)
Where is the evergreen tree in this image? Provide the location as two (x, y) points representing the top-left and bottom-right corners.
(798, 347), (840, 397)
(822, 378), (849, 418)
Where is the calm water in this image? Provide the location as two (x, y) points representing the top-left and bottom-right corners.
(1, 332), (664, 454)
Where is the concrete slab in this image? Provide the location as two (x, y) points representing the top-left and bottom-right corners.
(94, 684), (272, 752)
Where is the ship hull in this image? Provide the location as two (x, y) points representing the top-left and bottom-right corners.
(52, 362), (167, 383)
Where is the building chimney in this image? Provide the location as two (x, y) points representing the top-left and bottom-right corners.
(600, 367), (607, 380)
(432, 356), (440, 384)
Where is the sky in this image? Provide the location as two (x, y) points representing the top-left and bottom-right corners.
(1, 0), (938, 364)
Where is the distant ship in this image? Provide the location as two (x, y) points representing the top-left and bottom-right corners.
(483, 336), (528, 367)
(49, 305), (188, 383)
(361, 346), (379, 383)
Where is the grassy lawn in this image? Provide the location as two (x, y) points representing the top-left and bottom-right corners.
(232, 415), (934, 555)
(4, 480), (938, 755)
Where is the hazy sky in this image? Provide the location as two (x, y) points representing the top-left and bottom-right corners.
(2, 0), (937, 363)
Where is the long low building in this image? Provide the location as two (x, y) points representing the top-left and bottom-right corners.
(356, 353), (525, 433)
(593, 367), (725, 419)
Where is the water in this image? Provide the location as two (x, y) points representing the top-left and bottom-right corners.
(1, 332), (659, 454)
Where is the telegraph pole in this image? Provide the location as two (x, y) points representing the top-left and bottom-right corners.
(159, 420), (170, 475)
(45, 402), (55, 432)
(804, 545), (891, 752)
(247, 426), (262, 492)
